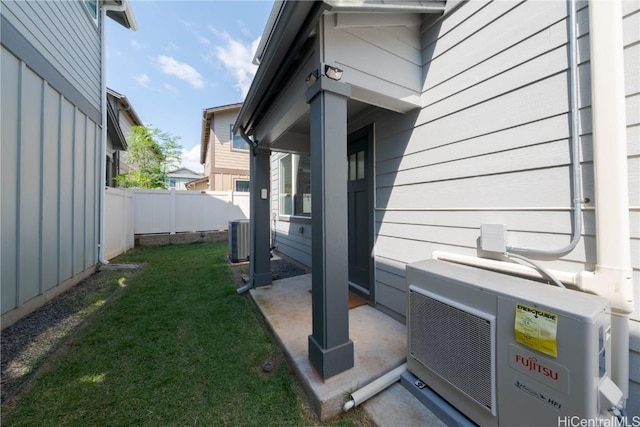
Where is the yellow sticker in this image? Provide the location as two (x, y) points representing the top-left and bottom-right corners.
(514, 303), (558, 358)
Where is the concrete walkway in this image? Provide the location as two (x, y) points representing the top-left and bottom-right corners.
(249, 274), (446, 426)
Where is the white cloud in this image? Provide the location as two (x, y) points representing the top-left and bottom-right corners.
(165, 42), (180, 52)
(214, 33), (260, 97)
(136, 73), (150, 87)
(163, 83), (179, 94)
(130, 39), (141, 48)
(179, 144), (204, 173)
(157, 55), (204, 89)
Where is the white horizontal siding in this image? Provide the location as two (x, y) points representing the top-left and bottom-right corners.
(622, 15), (640, 412)
(369, 0), (640, 415)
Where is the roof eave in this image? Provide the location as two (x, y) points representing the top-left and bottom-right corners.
(235, 0), (447, 138)
(107, 102), (128, 151)
(107, 88), (144, 126)
(200, 103), (243, 164)
(104, 0), (138, 31)
(235, 1), (326, 137)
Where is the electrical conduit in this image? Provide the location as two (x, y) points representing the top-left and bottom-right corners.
(504, 0), (583, 258)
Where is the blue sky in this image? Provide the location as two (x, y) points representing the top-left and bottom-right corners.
(106, 0), (275, 173)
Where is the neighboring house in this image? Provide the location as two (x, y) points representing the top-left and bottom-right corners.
(197, 103), (250, 192)
(1, 0), (136, 328)
(166, 167), (203, 190)
(106, 88), (143, 187)
(235, 0), (639, 419)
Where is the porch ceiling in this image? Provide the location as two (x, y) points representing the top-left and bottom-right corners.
(269, 98), (374, 153)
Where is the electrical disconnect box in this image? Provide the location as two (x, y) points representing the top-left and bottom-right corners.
(406, 259), (621, 426)
(480, 224), (506, 253)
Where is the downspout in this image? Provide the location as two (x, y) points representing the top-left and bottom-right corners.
(576, 0), (634, 399)
(236, 125), (257, 295)
(98, 1), (133, 265)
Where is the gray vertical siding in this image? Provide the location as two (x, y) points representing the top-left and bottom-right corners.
(1, 45), (101, 323)
(1, 0), (101, 111)
(19, 65), (43, 303)
(1, 48), (20, 314)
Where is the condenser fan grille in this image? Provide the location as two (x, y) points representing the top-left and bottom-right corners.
(409, 289), (494, 411)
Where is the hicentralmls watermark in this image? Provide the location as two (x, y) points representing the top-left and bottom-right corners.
(557, 416), (640, 427)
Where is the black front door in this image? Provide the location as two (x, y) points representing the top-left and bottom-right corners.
(347, 126), (373, 297)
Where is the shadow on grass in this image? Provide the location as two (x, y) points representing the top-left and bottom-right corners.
(1, 265), (141, 404)
(1, 243), (373, 427)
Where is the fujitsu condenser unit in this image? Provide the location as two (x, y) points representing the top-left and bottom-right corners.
(228, 219), (250, 263)
(406, 259), (622, 427)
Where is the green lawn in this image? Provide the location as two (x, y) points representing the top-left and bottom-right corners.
(2, 243), (370, 426)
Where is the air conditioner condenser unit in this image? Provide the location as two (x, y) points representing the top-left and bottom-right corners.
(228, 219), (250, 263)
(406, 259), (622, 427)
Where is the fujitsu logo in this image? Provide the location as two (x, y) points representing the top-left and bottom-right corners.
(515, 354), (559, 381)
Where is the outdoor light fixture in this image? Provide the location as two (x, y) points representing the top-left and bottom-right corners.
(305, 70), (318, 87)
(324, 64), (343, 81)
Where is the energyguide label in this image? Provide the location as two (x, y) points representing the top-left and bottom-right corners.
(514, 303), (558, 357)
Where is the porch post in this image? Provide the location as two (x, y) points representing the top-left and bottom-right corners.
(250, 146), (272, 287)
(305, 74), (354, 379)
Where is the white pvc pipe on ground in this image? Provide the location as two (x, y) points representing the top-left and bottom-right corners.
(343, 363), (407, 412)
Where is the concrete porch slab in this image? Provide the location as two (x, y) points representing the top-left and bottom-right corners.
(249, 273), (446, 425)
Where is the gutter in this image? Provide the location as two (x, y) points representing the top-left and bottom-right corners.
(235, 1), (328, 138)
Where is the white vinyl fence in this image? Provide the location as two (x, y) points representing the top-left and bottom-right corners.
(132, 190), (250, 234)
(104, 189), (250, 259)
(104, 188), (135, 260)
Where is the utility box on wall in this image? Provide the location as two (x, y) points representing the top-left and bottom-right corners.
(406, 259), (619, 426)
(228, 219), (250, 263)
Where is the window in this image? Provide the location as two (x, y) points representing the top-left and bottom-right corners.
(279, 154), (311, 217)
(230, 124), (249, 151)
(83, 0), (98, 23)
(235, 180), (250, 192)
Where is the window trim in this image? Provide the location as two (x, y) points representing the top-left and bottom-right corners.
(230, 123), (250, 152)
(82, 0), (99, 26)
(278, 153), (311, 221)
(234, 179), (250, 192)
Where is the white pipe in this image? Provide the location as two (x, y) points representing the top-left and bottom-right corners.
(504, 253), (566, 288)
(99, 1), (132, 265)
(578, 0), (634, 399)
(431, 251), (578, 286)
(342, 363), (406, 412)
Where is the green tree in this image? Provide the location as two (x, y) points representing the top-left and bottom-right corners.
(116, 125), (182, 189)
